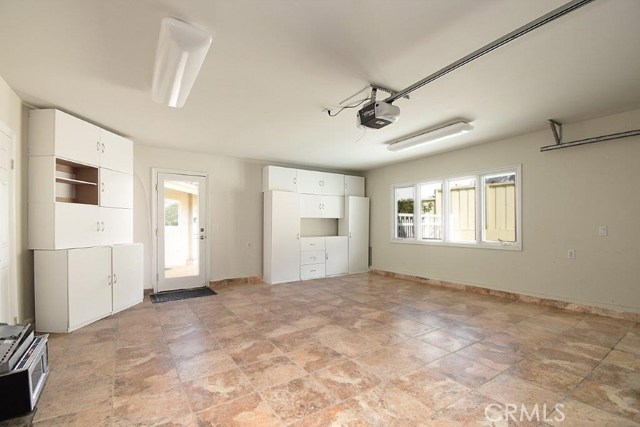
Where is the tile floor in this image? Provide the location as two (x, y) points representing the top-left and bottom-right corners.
(2, 273), (639, 426)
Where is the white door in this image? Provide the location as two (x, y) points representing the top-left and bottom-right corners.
(296, 170), (322, 194)
(321, 195), (344, 218)
(68, 246), (112, 330)
(112, 244), (143, 312)
(0, 128), (12, 323)
(157, 172), (207, 292)
(55, 110), (101, 166)
(320, 172), (345, 196)
(263, 166), (297, 192)
(300, 194), (322, 218)
(55, 203), (101, 248)
(100, 207), (133, 245)
(348, 197), (370, 273)
(326, 236), (348, 276)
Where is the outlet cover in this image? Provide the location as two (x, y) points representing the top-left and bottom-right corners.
(599, 226), (608, 236)
(568, 249), (576, 259)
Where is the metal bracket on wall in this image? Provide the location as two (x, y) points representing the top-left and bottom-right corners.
(541, 119), (640, 152)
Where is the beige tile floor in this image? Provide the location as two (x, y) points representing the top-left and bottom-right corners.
(2, 273), (639, 426)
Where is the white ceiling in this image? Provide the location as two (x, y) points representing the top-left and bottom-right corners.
(1, 0), (639, 172)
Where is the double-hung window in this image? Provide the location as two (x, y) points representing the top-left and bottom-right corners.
(392, 165), (521, 249)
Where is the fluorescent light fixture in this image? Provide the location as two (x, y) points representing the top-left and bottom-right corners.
(151, 17), (212, 108)
(387, 121), (473, 152)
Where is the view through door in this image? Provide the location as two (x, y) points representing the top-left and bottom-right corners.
(156, 172), (207, 292)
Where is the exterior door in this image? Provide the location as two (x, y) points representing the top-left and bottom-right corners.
(157, 172), (207, 292)
(0, 128), (12, 323)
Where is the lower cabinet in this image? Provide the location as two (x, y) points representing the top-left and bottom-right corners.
(300, 236), (348, 280)
(34, 243), (143, 333)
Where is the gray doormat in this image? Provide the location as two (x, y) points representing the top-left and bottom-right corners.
(150, 287), (217, 303)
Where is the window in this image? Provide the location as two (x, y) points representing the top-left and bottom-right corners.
(419, 182), (442, 240)
(394, 186), (415, 239)
(448, 177), (476, 243)
(164, 199), (180, 226)
(392, 166), (521, 249)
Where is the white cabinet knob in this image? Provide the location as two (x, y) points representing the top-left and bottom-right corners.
(108, 275), (112, 285)
(101, 221), (105, 231)
(97, 141), (100, 152)
(101, 143), (105, 153)
(96, 221), (100, 231)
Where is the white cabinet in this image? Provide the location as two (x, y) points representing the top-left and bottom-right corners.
(100, 129), (133, 174)
(264, 191), (300, 284)
(29, 109), (101, 167)
(300, 264), (325, 280)
(100, 208), (133, 245)
(34, 244), (143, 333)
(325, 236), (348, 276)
(112, 244), (144, 312)
(345, 175), (365, 197)
(297, 170), (345, 196)
(35, 247), (110, 332)
(56, 203), (102, 249)
(300, 194), (344, 218)
(339, 196), (370, 273)
(100, 168), (133, 209)
(263, 166), (297, 192)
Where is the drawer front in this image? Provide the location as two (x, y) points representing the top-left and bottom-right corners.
(301, 250), (325, 265)
(300, 263), (325, 280)
(300, 237), (325, 251)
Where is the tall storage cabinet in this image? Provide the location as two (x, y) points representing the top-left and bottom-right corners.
(339, 196), (370, 273)
(29, 108), (143, 333)
(264, 191), (301, 284)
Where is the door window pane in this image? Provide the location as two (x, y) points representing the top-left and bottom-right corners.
(395, 186), (415, 239)
(483, 172), (516, 242)
(419, 182), (443, 240)
(449, 178), (476, 242)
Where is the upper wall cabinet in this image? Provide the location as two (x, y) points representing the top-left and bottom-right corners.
(262, 166), (297, 192)
(29, 109), (133, 174)
(345, 175), (365, 197)
(297, 170), (344, 196)
(100, 129), (133, 174)
(29, 109), (101, 167)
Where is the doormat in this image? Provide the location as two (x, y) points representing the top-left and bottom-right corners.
(150, 287), (217, 304)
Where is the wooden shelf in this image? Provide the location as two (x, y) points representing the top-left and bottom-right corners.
(55, 176), (98, 186)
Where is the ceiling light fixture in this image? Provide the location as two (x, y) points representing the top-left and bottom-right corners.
(387, 121), (473, 152)
(151, 17), (212, 108)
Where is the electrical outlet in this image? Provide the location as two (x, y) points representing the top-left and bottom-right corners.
(598, 226), (608, 236)
(567, 249), (576, 259)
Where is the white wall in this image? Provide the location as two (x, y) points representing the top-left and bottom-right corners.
(133, 144), (265, 288)
(366, 108), (640, 313)
(0, 75), (32, 322)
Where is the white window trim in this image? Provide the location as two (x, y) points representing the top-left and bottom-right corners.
(390, 165), (522, 251)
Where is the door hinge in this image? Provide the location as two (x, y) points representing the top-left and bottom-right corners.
(155, 184), (158, 191)
(10, 159), (14, 170)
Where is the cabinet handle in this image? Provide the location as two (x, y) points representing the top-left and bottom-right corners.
(296, 233), (300, 240)
(325, 253), (328, 260)
(101, 182), (105, 192)
(293, 177), (297, 184)
(97, 141), (100, 152)
(114, 274), (118, 284)
(96, 221), (100, 231)
(101, 221), (105, 231)
(101, 143), (105, 153)
(349, 232), (352, 238)
(108, 275), (112, 286)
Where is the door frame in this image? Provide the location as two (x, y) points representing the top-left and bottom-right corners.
(151, 168), (209, 293)
(0, 120), (17, 324)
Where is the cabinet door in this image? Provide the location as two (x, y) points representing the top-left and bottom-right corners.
(55, 110), (101, 166)
(267, 191), (300, 284)
(100, 168), (133, 208)
(263, 166), (297, 192)
(68, 246), (112, 330)
(300, 194), (322, 218)
(320, 173), (345, 196)
(300, 263), (325, 280)
(344, 175), (365, 197)
(112, 243), (143, 312)
(100, 208), (133, 245)
(55, 203), (101, 249)
(100, 129), (133, 174)
(347, 197), (370, 273)
(321, 195), (344, 218)
(325, 236), (348, 276)
(297, 170), (322, 194)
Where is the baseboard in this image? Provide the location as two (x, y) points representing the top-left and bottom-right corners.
(209, 275), (263, 288)
(369, 268), (639, 322)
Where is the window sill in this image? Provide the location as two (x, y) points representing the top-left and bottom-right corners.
(390, 238), (522, 251)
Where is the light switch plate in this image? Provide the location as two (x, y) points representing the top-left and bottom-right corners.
(598, 226), (608, 236)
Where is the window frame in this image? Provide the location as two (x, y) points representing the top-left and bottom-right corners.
(390, 165), (522, 251)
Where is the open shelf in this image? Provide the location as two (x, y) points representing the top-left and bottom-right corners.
(55, 158), (99, 205)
